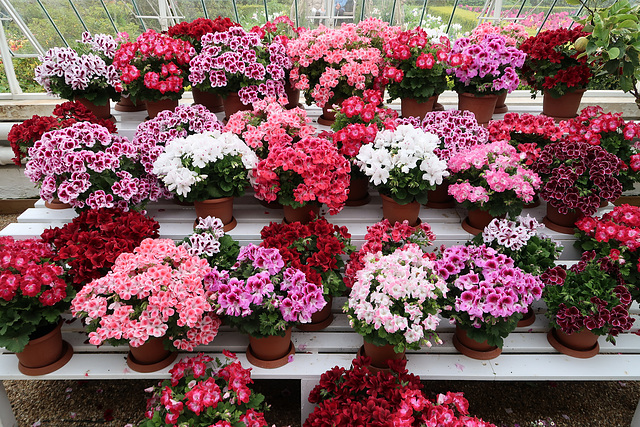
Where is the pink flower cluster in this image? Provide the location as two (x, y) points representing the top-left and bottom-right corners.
(470, 22), (529, 47)
(399, 110), (488, 164)
(253, 135), (350, 214)
(25, 122), (161, 210)
(435, 244), (543, 327)
(71, 238), (221, 350)
(189, 27), (290, 104)
(206, 244), (325, 327)
(561, 106), (640, 146)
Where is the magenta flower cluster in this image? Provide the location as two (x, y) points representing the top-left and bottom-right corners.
(189, 27), (290, 104)
(24, 122), (162, 210)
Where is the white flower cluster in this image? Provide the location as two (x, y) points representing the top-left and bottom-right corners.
(355, 124), (449, 187)
(182, 216), (225, 257)
(152, 131), (258, 197)
(483, 214), (549, 251)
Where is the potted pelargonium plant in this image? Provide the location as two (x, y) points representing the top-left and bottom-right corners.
(0, 236), (75, 375)
(381, 27), (451, 118)
(446, 34), (526, 125)
(8, 100), (116, 166)
(24, 122), (160, 211)
(542, 251), (634, 358)
(180, 216), (240, 271)
(189, 26), (290, 119)
(518, 25), (593, 119)
(253, 134), (350, 223)
(112, 29), (194, 118)
(331, 90), (398, 206)
(344, 244), (447, 369)
(152, 130), (258, 231)
(305, 356), (495, 426)
(447, 140), (542, 234)
(71, 238), (222, 372)
(34, 31), (123, 118)
(575, 204), (640, 304)
(287, 18), (392, 125)
(260, 217), (354, 330)
(40, 208), (159, 290)
(472, 215), (562, 326)
(205, 243), (325, 368)
(531, 139), (624, 234)
(140, 352), (268, 426)
(434, 244), (544, 359)
(355, 124), (449, 226)
(399, 109), (489, 208)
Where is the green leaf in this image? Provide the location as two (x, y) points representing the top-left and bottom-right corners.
(608, 47), (621, 59)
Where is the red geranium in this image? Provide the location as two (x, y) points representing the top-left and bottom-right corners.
(41, 208), (159, 290)
(8, 101), (117, 165)
(168, 17), (240, 51)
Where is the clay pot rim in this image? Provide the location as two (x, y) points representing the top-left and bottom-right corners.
(246, 340), (295, 369)
(18, 340), (74, 376)
(126, 349), (178, 373)
(547, 329), (599, 359)
(452, 333), (502, 360)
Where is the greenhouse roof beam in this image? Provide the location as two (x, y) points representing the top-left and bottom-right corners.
(36, 0), (68, 47)
(0, 0), (45, 55)
(0, 17), (22, 94)
(98, 0), (120, 34)
(68, 0), (88, 32)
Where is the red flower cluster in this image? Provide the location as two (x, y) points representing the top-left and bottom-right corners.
(577, 204), (640, 251)
(251, 15), (300, 44)
(8, 101), (116, 165)
(0, 236), (67, 305)
(168, 17), (240, 51)
(260, 217), (352, 296)
(41, 208), (159, 289)
(345, 219), (436, 287)
(305, 356), (494, 427)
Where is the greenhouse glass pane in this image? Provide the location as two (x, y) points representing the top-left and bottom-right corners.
(448, 1), (482, 36)
(102, 0), (145, 38)
(69, 0), (119, 36)
(9, 0), (66, 49)
(36, 0), (84, 44)
(232, 0), (268, 27)
(201, 0), (237, 22)
(360, 0), (392, 23)
(402, 0), (426, 29)
(130, 0), (163, 31)
(170, 0), (205, 22)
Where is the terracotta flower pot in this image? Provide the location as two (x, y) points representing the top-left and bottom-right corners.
(462, 208), (497, 235)
(317, 98), (344, 126)
(114, 96), (147, 112)
(222, 92), (251, 122)
(127, 336), (178, 373)
(494, 92), (508, 114)
(297, 296), (334, 331)
(360, 340), (406, 370)
(542, 89), (586, 121)
(16, 320), (74, 376)
(517, 305), (536, 328)
(452, 324), (502, 360)
(284, 79), (302, 110)
(146, 98), (179, 119)
(543, 203), (581, 234)
(547, 328), (599, 359)
(283, 203), (320, 225)
(44, 198), (72, 210)
(76, 97), (111, 120)
(192, 87), (224, 113)
(425, 182), (455, 209)
(400, 96), (437, 120)
(193, 197), (236, 232)
(246, 328), (295, 369)
(380, 194), (420, 227)
(346, 177), (371, 207)
(457, 92), (498, 126)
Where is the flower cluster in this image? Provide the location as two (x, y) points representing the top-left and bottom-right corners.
(519, 26), (593, 98)
(542, 251), (634, 343)
(167, 17), (241, 52)
(345, 219), (436, 287)
(189, 26), (290, 104)
(287, 19), (392, 107)
(224, 98), (315, 159)
(575, 204), (640, 302)
(260, 217), (353, 297)
(305, 356), (495, 427)
(253, 135), (350, 214)
(399, 110), (489, 165)
(205, 244), (325, 337)
(181, 216), (240, 271)
(40, 208), (159, 289)
(355, 124), (448, 204)
(447, 34), (526, 95)
(532, 139), (624, 217)
(34, 31), (122, 104)
(24, 122), (160, 211)
(345, 244), (446, 352)
(0, 236), (74, 353)
(251, 15), (301, 44)
(435, 244), (544, 347)
(560, 106), (640, 192)
(72, 238), (221, 350)
(382, 28), (451, 102)
(141, 352), (268, 426)
(8, 100), (117, 165)
(152, 130), (258, 202)
(471, 22), (529, 47)
(473, 215), (562, 275)
(447, 140), (541, 218)
(113, 29), (194, 102)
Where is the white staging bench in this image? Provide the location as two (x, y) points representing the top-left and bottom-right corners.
(2, 95), (640, 426)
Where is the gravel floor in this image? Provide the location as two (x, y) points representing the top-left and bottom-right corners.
(2, 211), (640, 426)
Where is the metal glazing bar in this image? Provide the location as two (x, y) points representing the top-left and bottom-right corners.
(569, 3), (585, 29)
(200, 0), (209, 19)
(98, 0), (120, 33)
(232, 0), (239, 23)
(293, 0), (298, 27)
(446, 0), (460, 34)
(36, 0), (68, 46)
(0, 0), (45, 55)
(263, 0), (269, 20)
(536, 0), (558, 35)
(359, 0), (365, 22)
(130, 0), (148, 31)
(0, 17), (22, 95)
(68, 0), (88, 32)
(419, 0), (429, 28)
(515, 0), (526, 19)
(389, 0), (397, 24)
